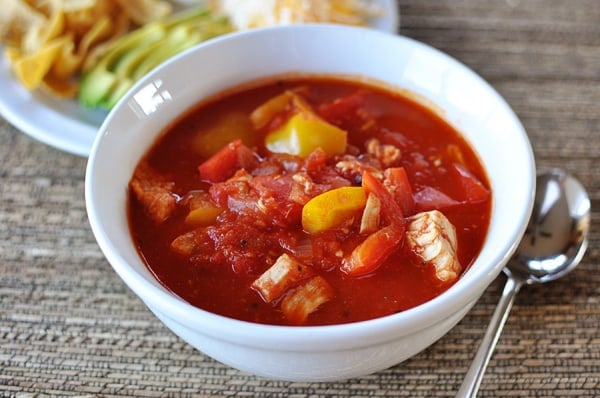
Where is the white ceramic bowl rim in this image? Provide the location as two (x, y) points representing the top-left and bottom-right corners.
(86, 24), (535, 353)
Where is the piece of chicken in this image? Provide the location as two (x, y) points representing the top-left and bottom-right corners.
(251, 253), (315, 303)
(406, 210), (462, 282)
(130, 162), (177, 223)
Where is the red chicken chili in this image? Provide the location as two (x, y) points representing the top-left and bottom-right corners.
(128, 77), (492, 326)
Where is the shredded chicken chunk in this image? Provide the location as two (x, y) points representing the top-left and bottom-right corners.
(252, 253), (314, 302)
(359, 192), (381, 234)
(129, 162), (177, 223)
(365, 138), (401, 168)
(406, 210), (462, 282)
(280, 275), (334, 324)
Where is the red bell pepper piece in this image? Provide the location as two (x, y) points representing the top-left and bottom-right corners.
(383, 167), (416, 216)
(340, 171), (407, 276)
(340, 225), (404, 276)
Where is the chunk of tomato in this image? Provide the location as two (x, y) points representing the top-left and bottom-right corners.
(451, 163), (490, 203)
(414, 186), (460, 212)
(317, 90), (367, 124)
(198, 140), (256, 183)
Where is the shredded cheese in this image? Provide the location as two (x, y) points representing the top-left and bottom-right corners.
(208, 0), (383, 30)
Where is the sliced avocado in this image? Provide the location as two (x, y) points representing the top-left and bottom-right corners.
(78, 67), (117, 108)
(111, 27), (168, 78)
(79, 8), (232, 110)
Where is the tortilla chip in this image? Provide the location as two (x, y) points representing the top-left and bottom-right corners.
(1, 0), (174, 98)
(51, 37), (82, 79)
(62, 0), (98, 12)
(43, 73), (79, 98)
(4, 47), (22, 62)
(1, 0), (46, 47)
(12, 35), (70, 89)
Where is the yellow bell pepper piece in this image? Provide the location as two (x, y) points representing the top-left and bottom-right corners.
(265, 113), (347, 158)
(184, 205), (224, 227)
(302, 186), (367, 234)
(191, 111), (256, 158)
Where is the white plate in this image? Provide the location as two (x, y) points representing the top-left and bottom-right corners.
(0, 0), (398, 157)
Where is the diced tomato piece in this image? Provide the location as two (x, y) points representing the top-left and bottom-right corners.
(206, 215), (282, 274)
(451, 163), (490, 203)
(198, 140), (241, 183)
(208, 169), (252, 208)
(233, 144), (257, 171)
(318, 90), (376, 133)
(414, 186), (461, 212)
(340, 225), (404, 276)
(317, 90), (367, 123)
(361, 170), (404, 227)
(302, 147), (327, 175)
(383, 167), (416, 216)
(249, 174), (304, 226)
(198, 140), (257, 183)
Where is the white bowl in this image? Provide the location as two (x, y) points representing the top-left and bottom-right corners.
(85, 25), (535, 381)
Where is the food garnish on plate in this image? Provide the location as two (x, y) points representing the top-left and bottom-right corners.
(206, 0), (384, 30)
(78, 7), (230, 110)
(1, 0), (173, 98)
(1, 0), (386, 110)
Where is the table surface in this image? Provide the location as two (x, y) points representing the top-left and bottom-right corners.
(1, 1), (599, 397)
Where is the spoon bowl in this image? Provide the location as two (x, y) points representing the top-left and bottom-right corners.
(509, 169), (590, 284)
(458, 168), (590, 397)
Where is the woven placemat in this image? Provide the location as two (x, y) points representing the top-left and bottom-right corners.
(1, 1), (598, 396)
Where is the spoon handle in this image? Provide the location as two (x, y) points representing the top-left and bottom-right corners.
(457, 275), (524, 398)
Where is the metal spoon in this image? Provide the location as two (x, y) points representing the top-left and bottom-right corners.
(457, 168), (591, 398)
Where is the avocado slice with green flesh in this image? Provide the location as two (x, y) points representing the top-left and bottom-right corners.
(79, 8), (231, 110)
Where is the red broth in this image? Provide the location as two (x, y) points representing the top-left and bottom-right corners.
(128, 77), (492, 326)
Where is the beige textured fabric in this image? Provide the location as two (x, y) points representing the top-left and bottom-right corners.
(1, 1), (598, 396)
